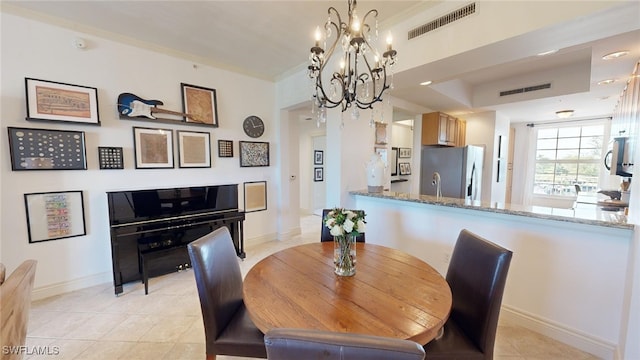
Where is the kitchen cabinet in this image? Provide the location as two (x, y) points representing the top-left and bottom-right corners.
(422, 112), (462, 146)
(456, 118), (466, 146)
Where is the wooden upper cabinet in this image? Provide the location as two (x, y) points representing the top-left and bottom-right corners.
(422, 112), (460, 146)
(456, 118), (466, 147)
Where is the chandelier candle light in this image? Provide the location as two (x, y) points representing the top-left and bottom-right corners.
(308, 0), (398, 126)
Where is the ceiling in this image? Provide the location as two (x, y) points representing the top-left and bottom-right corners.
(4, 1), (639, 124)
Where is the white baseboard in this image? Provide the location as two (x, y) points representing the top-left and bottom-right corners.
(501, 305), (619, 360)
(32, 272), (112, 301)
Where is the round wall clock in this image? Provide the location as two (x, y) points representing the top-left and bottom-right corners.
(243, 115), (265, 138)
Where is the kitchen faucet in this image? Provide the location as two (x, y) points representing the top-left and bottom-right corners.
(432, 172), (442, 199)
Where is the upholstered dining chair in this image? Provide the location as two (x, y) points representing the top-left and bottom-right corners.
(187, 227), (267, 360)
(264, 328), (426, 360)
(423, 229), (512, 360)
(320, 209), (366, 242)
(1, 260), (37, 360)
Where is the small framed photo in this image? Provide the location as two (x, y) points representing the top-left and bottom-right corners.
(244, 181), (267, 212)
(399, 148), (412, 158)
(375, 122), (387, 145)
(399, 162), (412, 175)
(25, 78), (100, 125)
(8, 127), (87, 171)
(314, 150), (324, 165)
(218, 140), (234, 157)
(314, 167), (323, 182)
(98, 147), (124, 169)
(133, 127), (174, 169)
(177, 130), (211, 168)
(24, 190), (86, 243)
(181, 83), (218, 126)
(239, 141), (269, 167)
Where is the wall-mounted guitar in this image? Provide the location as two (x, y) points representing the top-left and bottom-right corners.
(117, 93), (205, 124)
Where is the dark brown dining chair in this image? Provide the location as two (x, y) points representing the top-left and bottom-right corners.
(423, 229), (512, 360)
(320, 209), (365, 242)
(264, 328), (425, 360)
(187, 227), (267, 360)
(1, 260), (37, 360)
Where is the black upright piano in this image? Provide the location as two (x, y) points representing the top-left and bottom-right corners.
(107, 184), (244, 295)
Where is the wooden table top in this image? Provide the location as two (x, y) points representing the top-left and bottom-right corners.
(243, 242), (452, 345)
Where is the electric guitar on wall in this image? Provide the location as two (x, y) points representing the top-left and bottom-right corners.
(117, 93), (204, 123)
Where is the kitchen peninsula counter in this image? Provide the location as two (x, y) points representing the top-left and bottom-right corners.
(350, 189), (635, 359)
(350, 190), (632, 230)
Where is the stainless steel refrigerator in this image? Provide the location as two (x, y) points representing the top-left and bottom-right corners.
(419, 145), (484, 200)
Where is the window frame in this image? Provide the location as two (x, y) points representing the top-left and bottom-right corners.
(531, 119), (608, 199)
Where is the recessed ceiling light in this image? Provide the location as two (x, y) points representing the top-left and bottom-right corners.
(555, 110), (574, 118)
(420, 81), (432, 86)
(537, 49), (558, 56)
(602, 50), (629, 60)
(597, 79), (616, 85)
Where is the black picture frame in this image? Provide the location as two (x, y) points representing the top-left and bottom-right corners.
(24, 190), (87, 243)
(98, 147), (124, 169)
(25, 77), (100, 126)
(244, 181), (267, 212)
(314, 167), (323, 182)
(398, 147), (412, 158)
(181, 83), (219, 126)
(177, 130), (211, 168)
(314, 150), (324, 165)
(218, 140), (234, 157)
(390, 147), (399, 176)
(8, 127), (87, 171)
(133, 126), (174, 169)
(239, 141), (269, 167)
(399, 162), (412, 175)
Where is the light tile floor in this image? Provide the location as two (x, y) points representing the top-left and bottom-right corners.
(26, 215), (600, 360)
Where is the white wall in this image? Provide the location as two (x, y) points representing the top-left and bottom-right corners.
(1, 13), (278, 296)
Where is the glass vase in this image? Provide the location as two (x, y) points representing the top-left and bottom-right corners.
(334, 234), (356, 276)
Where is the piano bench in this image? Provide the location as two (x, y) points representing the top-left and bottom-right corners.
(139, 245), (190, 295)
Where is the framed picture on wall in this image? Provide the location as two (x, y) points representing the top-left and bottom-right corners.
(398, 148), (412, 158)
(98, 146), (124, 169)
(25, 78), (100, 125)
(24, 190), (86, 243)
(8, 127), (87, 171)
(244, 181), (267, 212)
(218, 139), (233, 157)
(239, 141), (269, 167)
(177, 130), (211, 168)
(399, 162), (411, 175)
(314, 150), (324, 165)
(181, 83), (218, 126)
(314, 167), (323, 182)
(133, 127), (174, 169)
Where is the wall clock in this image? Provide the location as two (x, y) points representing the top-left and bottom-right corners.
(243, 115), (265, 138)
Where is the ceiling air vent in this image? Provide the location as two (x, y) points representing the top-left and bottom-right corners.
(499, 83), (551, 97)
(408, 3), (476, 40)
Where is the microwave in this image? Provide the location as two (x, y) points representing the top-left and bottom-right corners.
(606, 137), (633, 177)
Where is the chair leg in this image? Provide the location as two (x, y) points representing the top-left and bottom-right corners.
(206, 354), (216, 360)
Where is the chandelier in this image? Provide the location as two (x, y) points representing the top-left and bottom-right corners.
(308, 0), (397, 123)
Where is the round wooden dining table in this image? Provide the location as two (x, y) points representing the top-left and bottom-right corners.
(242, 242), (452, 345)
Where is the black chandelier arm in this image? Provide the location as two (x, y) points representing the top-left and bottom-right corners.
(361, 9), (378, 29)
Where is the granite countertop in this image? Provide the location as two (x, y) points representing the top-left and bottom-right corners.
(351, 190), (633, 230)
